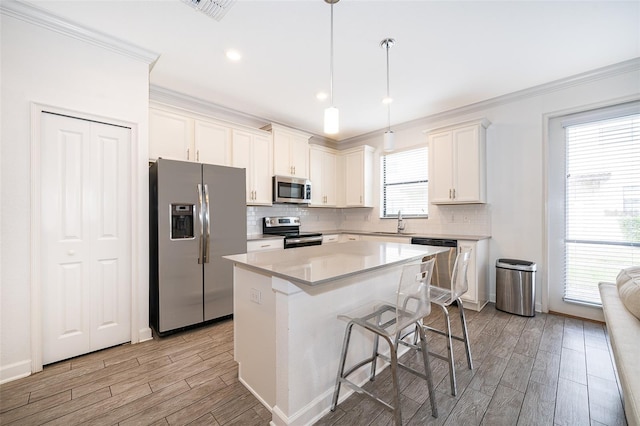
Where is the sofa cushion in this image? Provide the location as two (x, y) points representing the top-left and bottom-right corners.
(600, 282), (640, 426)
(616, 266), (640, 321)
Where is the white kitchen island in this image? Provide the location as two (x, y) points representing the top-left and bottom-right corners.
(224, 241), (447, 426)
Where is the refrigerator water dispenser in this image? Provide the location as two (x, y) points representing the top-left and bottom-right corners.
(170, 204), (195, 239)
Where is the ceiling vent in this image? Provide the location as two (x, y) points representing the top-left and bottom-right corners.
(181, 0), (237, 21)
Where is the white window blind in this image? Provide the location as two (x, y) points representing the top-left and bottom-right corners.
(381, 147), (428, 218)
(564, 113), (640, 305)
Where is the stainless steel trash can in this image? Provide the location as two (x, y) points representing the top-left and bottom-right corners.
(496, 259), (536, 317)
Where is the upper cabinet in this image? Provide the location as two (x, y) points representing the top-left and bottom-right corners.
(149, 108), (193, 162)
(341, 145), (374, 208)
(309, 145), (338, 207)
(149, 107), (232, 166)
(264, 124), (311, 179)
(427, 119), (490, 204)
(231, 129), (273, 206)
(194, 120), (232, 165)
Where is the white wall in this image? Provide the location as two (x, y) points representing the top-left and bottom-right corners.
(0, 13), (153, 382)
(339, 63), (640, 311)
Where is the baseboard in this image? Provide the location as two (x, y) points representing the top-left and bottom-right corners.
(0, 359), (32, 384)
(138, 327), (153, 342)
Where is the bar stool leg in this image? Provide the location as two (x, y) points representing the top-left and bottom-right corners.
(458, 299), (473, 370)
(370, 312), (383, 381)
(386, 336), (402, 426)
(417, 324), (438, 418)
(441, 305), (457, 396)
(331, 321), (355, 411)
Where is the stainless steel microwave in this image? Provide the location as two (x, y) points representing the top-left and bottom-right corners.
(273, 176), (311, 204)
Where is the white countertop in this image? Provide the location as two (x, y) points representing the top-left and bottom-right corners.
(224, 241), (447, 286)
(246, 230), (490, 242)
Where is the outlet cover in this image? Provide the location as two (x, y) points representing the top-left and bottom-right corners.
(250, 288), (262, 304)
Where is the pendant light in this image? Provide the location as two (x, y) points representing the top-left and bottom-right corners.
(381, 38), (395, 152)
(324, 0), (339, 135)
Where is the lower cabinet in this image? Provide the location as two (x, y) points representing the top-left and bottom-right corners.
(322, 234), (340, 244)
(247, 239), (283, 252)
(359, 235), (412, 244)
(458, 239), (489, 311)
(339, 234), (360, 243)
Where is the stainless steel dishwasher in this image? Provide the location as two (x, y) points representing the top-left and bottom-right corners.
(410, 237), (458, 289)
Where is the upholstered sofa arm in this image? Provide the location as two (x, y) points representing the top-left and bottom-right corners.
(599, 274), (640, 426)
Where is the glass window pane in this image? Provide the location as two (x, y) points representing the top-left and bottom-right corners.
(565, 113), (640, 305)
(381, 147), (428, 218)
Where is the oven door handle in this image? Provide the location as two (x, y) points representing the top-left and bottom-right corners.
(286, 236), (323, 245)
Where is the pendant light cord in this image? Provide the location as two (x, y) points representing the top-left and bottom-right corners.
(386, 43), (391, 132)
(330, 1), (334, 107)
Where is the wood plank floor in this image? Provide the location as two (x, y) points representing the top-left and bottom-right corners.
(0, 304), (627, 425)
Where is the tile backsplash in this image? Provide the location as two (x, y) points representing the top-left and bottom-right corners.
(247, 204), (491, 236)
(247, 205), (341, 235)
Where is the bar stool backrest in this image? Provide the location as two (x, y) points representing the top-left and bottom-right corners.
(451, 248), (472, 300)
(396, 259), (435, 332)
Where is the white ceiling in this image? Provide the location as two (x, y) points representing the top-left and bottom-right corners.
(29, 0), (640, 141)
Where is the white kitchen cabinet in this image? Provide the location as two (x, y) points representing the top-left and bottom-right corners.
(340, 145), (374, 207)
(322, 234), (340, 244)
(309, 145), (338, 207)
(149, 108), (193, 161)
(247, 239), (284, 252)
(232, 129), (273, 205)
(458, 238), (489, 311)
(149, 107), (233, 166)
(427, 119), (490, 204)
(194, 120), (232, 165)
(265, 124), (310, 179)
(339, 234), (360, 243)
(359, 235), (412, 244)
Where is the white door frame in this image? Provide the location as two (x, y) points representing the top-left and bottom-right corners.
(542, 95), (639, 320)
(30, 103), (141, 372)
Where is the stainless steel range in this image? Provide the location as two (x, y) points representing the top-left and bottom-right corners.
(263, 216), (323, 249)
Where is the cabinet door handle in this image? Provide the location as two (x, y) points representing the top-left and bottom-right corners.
(449, 188), (452, 199)
(196, 150), (200, 162)
(187, 148), (190, 160)
(293, 166), (296, 175)
(452, 188), (456, 199)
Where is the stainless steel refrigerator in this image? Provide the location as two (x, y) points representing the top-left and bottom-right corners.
(149, 159), (246, 336)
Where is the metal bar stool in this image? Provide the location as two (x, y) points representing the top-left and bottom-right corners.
(330, 259), (438, 425)
(423, 248), (473, 396)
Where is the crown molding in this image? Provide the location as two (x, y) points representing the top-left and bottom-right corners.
(149, 84), (337, 148)
(339, 57), (640, 146)
(150, 84), (271, 129)
(1, 0), (159, 67)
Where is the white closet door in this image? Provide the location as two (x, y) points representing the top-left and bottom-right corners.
(41, 113), (131, 365)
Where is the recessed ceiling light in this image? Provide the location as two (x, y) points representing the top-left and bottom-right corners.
(225, 49), (242, 61)
(382, 96), (393, 105)
(316, 92), (328, 101)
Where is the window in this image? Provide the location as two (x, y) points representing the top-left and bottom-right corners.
(564, 112), (640, 305)
(381, 147), (428, 218)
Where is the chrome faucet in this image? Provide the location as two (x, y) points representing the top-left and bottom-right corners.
(397, 210), (405, 233)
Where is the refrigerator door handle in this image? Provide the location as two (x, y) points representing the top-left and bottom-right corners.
(203, 183), (211, 263)
(197, 183), (204, 264)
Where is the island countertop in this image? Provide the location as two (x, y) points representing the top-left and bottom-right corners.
(224, 240), (447, 286)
